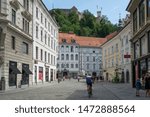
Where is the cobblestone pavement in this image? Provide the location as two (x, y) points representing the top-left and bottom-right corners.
(0, 79), (149, 100)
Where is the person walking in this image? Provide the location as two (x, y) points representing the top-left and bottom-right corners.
(135, 78), (141, 96)
(145, 73), (150, 97)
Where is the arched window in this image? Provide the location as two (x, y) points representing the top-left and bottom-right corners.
(61, 54), (64, 60)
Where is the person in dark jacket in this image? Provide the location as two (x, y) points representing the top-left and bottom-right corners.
(135, 78), (141, 96)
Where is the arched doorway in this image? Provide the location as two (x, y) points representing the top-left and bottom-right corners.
(106, 73), (109, 81)
(121, 71), (125, 83)
(126, 70), (130, 83)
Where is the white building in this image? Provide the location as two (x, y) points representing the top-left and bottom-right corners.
(58, 33), (106, 78)
(32, 0), (59, 84)
(0, 0), (33, 90)
(80, 47), (103, 77)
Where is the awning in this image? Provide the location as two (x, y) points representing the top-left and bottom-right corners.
(10, 66), (21, 74)
(22, 67), (32, 74)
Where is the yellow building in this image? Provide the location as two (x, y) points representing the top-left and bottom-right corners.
(101, 32), (121, 81)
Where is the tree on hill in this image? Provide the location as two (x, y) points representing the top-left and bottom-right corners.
(50, 9), (119, 37)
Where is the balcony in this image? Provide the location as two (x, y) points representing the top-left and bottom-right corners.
(21, 10), (32, 21)
(10, 0), (20, 10)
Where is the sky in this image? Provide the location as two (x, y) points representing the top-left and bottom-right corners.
(43, 0), (130, 24)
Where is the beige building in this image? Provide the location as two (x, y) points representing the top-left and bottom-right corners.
(0, 0), (33, 90)
(102, 32), (121, 81)
(102, 19), (132, 83)
(127, 0), (150, 87)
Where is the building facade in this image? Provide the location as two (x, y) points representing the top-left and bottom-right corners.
(120, 22), (132, 83)
(102, 32), (121, 81)
(0, 0), (33, 90)
(58, 33), (106, 78)
(127, 0), (150, 87)
(32, 0), (59, 84)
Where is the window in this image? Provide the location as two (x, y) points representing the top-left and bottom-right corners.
(134, 41), (140, 59)
(133, 9), (137, 33)
(45, 32), (47, 45)
(40, 49), (43, 61)
(12, 9), (16, 25)
(11, 36), (15, 50)
(116, 44), (118, 52)
(71, 54), (74, 60)
(48, 53), (50, 63)
(23, 0), (29, 11)
(126, 36), (128, 45)
(36, 46), (38, 59)
(112, 58), (114, 67)
(93, 64), (96, 70)
(76, 64), (78, 68)
(54, 56), (55, 65)
(45, 18), (47, 28)
(148, 31), (150, 53)
(147, 0), (150, 18)
(66, 54), (69, 60)
(61, 64), (64, 68)
(71, 64), (74, 68)
(61, 54), (64, 60)
(112, 46), (114, 54)
(140, 36), (147, 56)
(66, 46), (69, 52)
(41, 13), (43, 23)
(23, 18), (29, 33)
(139, 0), (145, 27)
(87, 64), (89, 69)
(66, 64), (69, 68)
(51, 55), (53, 64)
(48, 35), (50, 47)
(75, 54), (78, 60)
(93, 57), (95, 62)
(41, 29), (43, 42)
(36, 26), (38, 38)
(45, 51), (47, 62)
(71, 46), (74, 52)
(22, 42), (28, 54)
(51, 38), (53, 49)
(87, 56), (89, 61)
(48, 22), (50, 32)
(36, 7), (38, 18)
(57, 64), (59, 68)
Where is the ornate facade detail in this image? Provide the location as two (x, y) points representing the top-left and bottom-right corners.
(10, 0), (20, 10)
(21, 10), (32, 21)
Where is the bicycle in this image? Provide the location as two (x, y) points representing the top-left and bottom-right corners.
(87, 85), (92, 98)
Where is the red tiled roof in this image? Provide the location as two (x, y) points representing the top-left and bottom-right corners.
(105, 31), (118, 40)
(59, 33), (107, 47)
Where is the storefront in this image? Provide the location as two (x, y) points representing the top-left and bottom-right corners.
(39, 67), (43, 82)
(45, 67), (49, 82)
(21, 64), (32, 85)
(9, 61), (21, 87)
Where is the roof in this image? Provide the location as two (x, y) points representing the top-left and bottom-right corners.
(59, 33), (107, 47)
(105, 31), (118, 40)
(100, 31), (118, 47)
